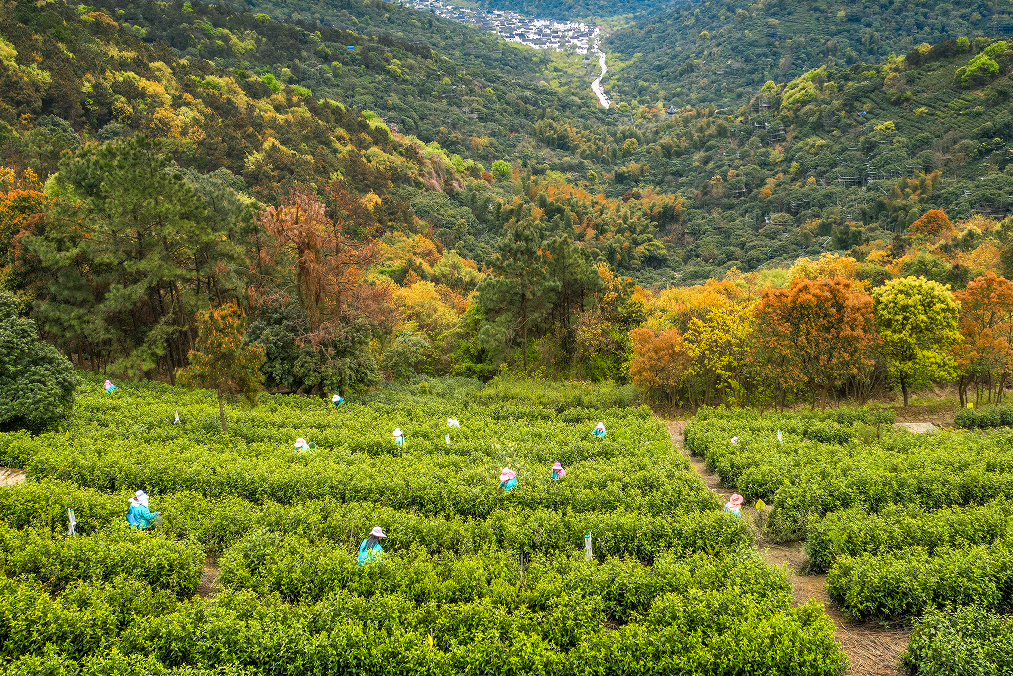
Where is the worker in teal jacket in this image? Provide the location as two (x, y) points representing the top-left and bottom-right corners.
(357, 526), (387, 565)
(126, 490), (160, 529)
(498, 467), (517, 493)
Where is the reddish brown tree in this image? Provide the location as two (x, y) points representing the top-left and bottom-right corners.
(255, 187), (381, 330)
(755, 278), (877, 409)
(629, 327), (691, 404)
(954, 272), (1013, 405)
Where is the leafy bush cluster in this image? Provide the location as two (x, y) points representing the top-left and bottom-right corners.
(903, 606), (1013, 675)
(686, 407), (1013, 629)
(954, 403), (1013, 429)
(0, 379), (847, 675)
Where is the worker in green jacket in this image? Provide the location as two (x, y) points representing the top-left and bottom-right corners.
(126, 490), (160, 529)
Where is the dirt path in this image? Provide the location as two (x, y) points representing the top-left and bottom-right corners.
(0, 468), (25, 486)
(197, 557), (220, 598)
(668, 421), (911, 676)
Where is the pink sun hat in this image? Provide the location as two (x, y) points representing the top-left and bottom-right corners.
(499, 467), (516, 482)
(727, 493), (744, 508)
(552, 462), (564, 471)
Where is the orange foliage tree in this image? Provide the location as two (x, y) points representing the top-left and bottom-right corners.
(0, 167), (48, 293)
(628, 327), (691, 403)
(755, 278), (877, 409)
(953, 272), (1013, 405)
(908, 209), (953, 237)
(256, 187), (380, 330)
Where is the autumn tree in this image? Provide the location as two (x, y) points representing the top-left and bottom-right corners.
(953, 272), (1013, 405)
(755, 277), (876, 410)
(177, 304), (265, 433)
(0, 166), (48, 296)
(628, 327), (690, 404)
(908, 209), (953, 237)
(682, 298), (753, 406)
(873, 276), (961, 406)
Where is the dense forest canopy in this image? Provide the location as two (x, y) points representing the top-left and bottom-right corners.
(606, 0), (1010, 107)
(0, 0), (1012, 405)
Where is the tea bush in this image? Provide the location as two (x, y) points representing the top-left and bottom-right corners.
(0, 379), (847, 675)
(954, 403), (1013, 430)
(903, 606), (1013, 675)
(686, 407), (1013, 628)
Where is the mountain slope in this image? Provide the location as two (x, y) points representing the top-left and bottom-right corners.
(606, 0), (1009, 107)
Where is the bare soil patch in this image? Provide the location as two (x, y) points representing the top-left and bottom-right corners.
(892, 403), (957, 428)
(0, 468), (25, 486)
(669, 421), (911, 676)
(197, 557), (220, 598)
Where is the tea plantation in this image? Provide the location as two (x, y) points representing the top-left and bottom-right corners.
(685, 407), (1013, 674)
(0, 378), (846, 675)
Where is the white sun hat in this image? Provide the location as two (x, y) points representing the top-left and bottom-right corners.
(294, 437), (307, 449)
(370, 526), (387, 538)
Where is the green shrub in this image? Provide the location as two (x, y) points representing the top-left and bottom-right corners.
(903, 606), (1013, 675)
(826, 543), (1013, 621)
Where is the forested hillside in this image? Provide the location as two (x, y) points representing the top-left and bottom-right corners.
(2, 0), (1013, 397)
(606, 0), (1008, 106)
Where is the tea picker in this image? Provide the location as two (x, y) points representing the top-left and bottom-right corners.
(551, 462), (566, 482)
(126, 490), (161, 529)
(592, 421), (606, 439)
(498, 467), (517, 493)
(67, 508), (76, 536)
(294, 437), (316, 453)
(446, 418), (460, 445)
(104, 379), (116, 393)
(393, 428), (405, 446)
(357, 526), (386, 566)
(332, 393), (344, 407)
(724, 493), (743, 517)
(174, 411), (181, 424)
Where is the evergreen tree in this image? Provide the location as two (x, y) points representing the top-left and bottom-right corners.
(477, 219), (560, 368)
(26, 137), (241, 379)
(0, 291), (75, 432)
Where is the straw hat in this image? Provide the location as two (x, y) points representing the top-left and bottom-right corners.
(499, 467), (516, 481)
(727, 493), (744, 508)
(369, 526), (387, 538)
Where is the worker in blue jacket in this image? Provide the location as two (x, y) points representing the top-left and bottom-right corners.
(498, 467), (517, 493)
(357, 526), (387, 565)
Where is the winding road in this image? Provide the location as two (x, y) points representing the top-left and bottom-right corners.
(590, 33), (609, 108)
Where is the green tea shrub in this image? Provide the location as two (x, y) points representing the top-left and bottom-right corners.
(826, 543), (1013, 621)
(0, 522), (203, 596)
(903, 606), (1013, 675)
(806, 502), (1013, 573)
